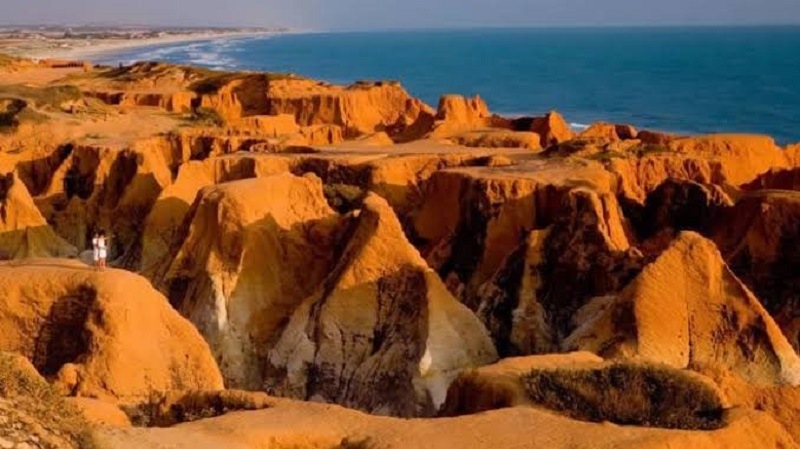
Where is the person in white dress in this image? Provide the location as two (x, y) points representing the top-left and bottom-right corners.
(97, 231), (108, 270)
(91, 232), (100, 269)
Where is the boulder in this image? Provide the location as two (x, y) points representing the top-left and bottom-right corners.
(0, 259), (224, 401)
(565, 232), (800, 386)
(516, 111), (574, 147)
(579, 122), (623, 142)
(266, 194), (498, 417)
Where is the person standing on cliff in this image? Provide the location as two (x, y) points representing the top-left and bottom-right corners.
(91, 231), (100, 269)
(97, 230), (108, 271)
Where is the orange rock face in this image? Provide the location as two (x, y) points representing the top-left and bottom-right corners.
(4, 57), (800, 445)
(523, 111), (574, 147)
(0, 260), (224, 401)
(579, 122), (628, 141)
(711, 191), (800, 351)
(266, 193), (497, 417)
(565, 232), (800, 386)
(668, 134), (789, 185)
(155, 174), (340, 389)
(435, 94), (490, 124)
(0, 172), (77, 259)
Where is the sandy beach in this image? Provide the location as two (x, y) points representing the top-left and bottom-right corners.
(0, 30), (282, 62)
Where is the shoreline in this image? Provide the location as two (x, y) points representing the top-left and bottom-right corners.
(1, 30), (286, 62)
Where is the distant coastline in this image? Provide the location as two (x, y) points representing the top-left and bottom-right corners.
(0, 27), (293, 62)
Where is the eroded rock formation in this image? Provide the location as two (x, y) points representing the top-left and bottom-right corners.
(266, 193), (498, 417)
(565, 232), (800, 386)
(0, 259), (223, 401)
(155, 174), (340, 389)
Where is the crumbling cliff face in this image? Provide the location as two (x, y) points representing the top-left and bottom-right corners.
(266, 194), (497, 417)
(565, 232), (800, 386)
(3, 59), (800, 441)
(154, 174), (342, 390)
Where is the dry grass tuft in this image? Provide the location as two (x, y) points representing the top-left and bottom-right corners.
(0, 352), (96, 448)
(522, 363), (725, 430)
(122, 390), (273, 427)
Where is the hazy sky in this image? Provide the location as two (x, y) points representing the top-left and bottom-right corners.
(4, 0), (800, 29)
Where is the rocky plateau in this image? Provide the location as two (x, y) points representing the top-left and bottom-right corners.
(1, 55), (800, 448)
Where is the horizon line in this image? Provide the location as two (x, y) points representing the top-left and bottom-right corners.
(2, 22), (800, 31)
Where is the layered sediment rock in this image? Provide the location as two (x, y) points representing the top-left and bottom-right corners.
(200, 76), (436, 141)
(0, 259), (223, 401)
(607, 134), (790, 202)
(266, 194), (497, 417)
(413, 159), (640, 355)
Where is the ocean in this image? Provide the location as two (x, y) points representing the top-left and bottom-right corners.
(96, 27), (800, 144)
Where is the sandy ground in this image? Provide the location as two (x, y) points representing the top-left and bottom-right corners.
(0, 31), (281, 62)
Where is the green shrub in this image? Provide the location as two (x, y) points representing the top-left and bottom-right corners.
(522, 363), (725, 430)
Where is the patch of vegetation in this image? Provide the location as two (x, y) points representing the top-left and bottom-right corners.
(0, 352), (96, 448)
(189, 72), (300, 95)
(323, 183), (366, 214)
(587, 149), (626, 162)
(0, 84), (83, 110)
(523, 363), (725, 430)
(123, 390), (271, 427)
(0, 98), (48, 131)
(186, 107), (226, 127)
(637, 144), (673, 157)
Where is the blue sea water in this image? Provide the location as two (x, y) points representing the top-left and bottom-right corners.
(97, 27), (800, 144)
